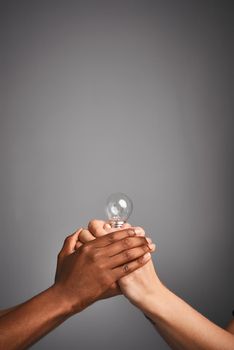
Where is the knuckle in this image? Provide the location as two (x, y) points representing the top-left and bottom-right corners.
(82, 245), (102, 263)
(97, 260), (106, 270)
(64, 235), (70, 242)
(123, 249), (132, 260)
(92, 249), (101, 261)
(138, 253), (149, 265)
(127, 229), (135, 236)
(107, 233), (115, 243)
(143, 244), (150, 253)
(122, 237), (132, 248)
(137, 256), (144, 264)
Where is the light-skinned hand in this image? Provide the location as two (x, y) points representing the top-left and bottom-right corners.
(77, 220), (161, 309)
(54, 226), (153, 313)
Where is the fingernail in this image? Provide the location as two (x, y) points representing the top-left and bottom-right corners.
(104, 223), (111, 230)
(146, 237), (152, 244)
(128, 229), (136, 236)
(142, 252), (151, 261)
(148, 243), (155, 251)
(134, 227), (145, 236)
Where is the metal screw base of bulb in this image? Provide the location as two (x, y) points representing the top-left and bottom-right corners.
(109, 220), (125, 228)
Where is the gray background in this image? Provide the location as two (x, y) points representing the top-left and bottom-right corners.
(0, 1), (233, 349)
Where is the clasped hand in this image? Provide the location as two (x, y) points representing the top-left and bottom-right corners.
(54, 222), (158, 314)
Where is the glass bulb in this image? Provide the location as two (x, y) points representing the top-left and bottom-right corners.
(106, 193), (133, 228)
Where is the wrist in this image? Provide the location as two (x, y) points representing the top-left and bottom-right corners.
(49, 284), (80, 318)
(141, 283), (175, 325)
(137, 281), (168, 316)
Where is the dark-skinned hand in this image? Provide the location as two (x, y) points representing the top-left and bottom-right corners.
(54, 227), (152, 313)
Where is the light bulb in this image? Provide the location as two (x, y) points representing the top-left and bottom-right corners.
(106, 193), (133, 228)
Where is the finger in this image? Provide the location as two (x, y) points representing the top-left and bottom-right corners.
(103, 222), (112, 232)
(60, 228), (83, 256)
(103, 222), (132, 233)
(104, 226), (119, 234)
(108, 244), (151, 269)
(91, 227), (138, 248)
(149, 243), (156, 252)
(132, 226), (145, 236)
(106, 236), (151, 257)
(113, 252), (152, 279)
(79, 229), (96, 243)
(75, 241), (83, 250)
(109, 225), (145, 237)
(122, 223), (131, 229)
(88, 219), (107, 237)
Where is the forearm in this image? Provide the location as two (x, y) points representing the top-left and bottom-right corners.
(0, 306), (19, 318)
(141, 284), (234, 350)
(0, 285), (73, 350)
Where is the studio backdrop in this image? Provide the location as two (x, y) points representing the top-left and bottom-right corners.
(0, 1), (233, 349)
